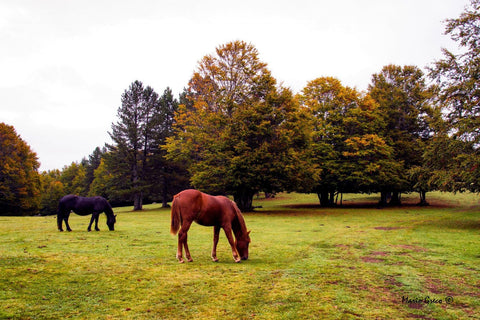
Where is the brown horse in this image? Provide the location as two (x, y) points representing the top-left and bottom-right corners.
(170, 189), (251, 263)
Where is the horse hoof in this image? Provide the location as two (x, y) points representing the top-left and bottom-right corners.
(187, 258), (193, 262)
(212, 258), (219, 262)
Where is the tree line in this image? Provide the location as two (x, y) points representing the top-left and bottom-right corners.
(1, 0), (479, 214)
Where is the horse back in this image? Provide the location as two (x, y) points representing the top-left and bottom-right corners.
(60, 195), (109, 216)
(173, 189), (235, 227)
(199, 193), (236, 226)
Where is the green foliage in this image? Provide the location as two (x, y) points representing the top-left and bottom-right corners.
(166, 41), (311, 211)
(60, 162), (87, 196)
(38, 170), (64, 216)
(369, 65), (434, 201)
(88, 159), (113, 198)
(0, 123), (41, 215)
(429, 0), (480, 193)
(107, 81), (186, 210)
(1, 193), (479, 319)
(298, 77), (396, 205)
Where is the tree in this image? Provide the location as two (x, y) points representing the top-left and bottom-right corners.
(88, 158), (113, 199)
(166, 41), (311, 211)
(106, 81), (183, 210)
(298, 77), (396, 206)
(39, 170), (64, 215)
(59, 162), (87, 196)
(82, 146), (106, 192)
(0, 123), (41, 215)
(158, 88), (191, 206)
(369, 65), (434, 205)
(429, 0), (480, 193)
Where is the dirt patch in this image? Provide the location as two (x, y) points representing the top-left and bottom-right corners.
(374, 226), (405, 230)
(407, 313), (432, 319)
(391, 244), (428, 252)
(361, 257), (384, 263)
(385, 276), (403, 287)
(371, 251), (389, 256)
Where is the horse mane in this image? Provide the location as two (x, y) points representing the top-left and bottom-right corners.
(230, 200), (249, 240)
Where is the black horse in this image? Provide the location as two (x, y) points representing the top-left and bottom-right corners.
(57, 195), (116, 232)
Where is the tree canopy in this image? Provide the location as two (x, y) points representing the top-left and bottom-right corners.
(0, 123), (41, 215)
(429, 0), (480, 193)
(166, 41), (311, 211)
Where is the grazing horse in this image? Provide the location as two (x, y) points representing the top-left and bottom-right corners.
(57, 195), (116, 232)
(170, 189), (251, 263)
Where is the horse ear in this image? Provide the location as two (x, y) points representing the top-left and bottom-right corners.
(115, 214), (117, 218)
(247, 230), (251, 235)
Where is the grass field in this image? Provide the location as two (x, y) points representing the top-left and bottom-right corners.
(0, 192), (479, 319)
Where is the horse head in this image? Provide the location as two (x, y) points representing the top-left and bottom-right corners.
(236, 230), (251, 260)
(107, 214), (117, 231)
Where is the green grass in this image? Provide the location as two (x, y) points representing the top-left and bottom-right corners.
(1, 192), (479, 319)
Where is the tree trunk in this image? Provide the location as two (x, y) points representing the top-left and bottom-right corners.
(329, 192), (335, 206)
(161, 169), (169, 208)
(379, 191), (389, 207)
(390, 191), (401, 206)
(133, 191), (143, 211)
(317, 190), (330, 207)
(418, 191), (429, 206)
(234, 190), (254, 212)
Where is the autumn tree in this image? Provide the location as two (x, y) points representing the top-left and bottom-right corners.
(298, 77), (397, 206)
(369, 65), (434, 205)
(166, 41), (311, 211)
(429, 0), (480, 193)
(0, 123), (41, 215)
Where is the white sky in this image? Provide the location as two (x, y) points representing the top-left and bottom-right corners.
(0, 0), (468, 171)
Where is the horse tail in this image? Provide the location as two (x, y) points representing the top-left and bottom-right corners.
(170, 194), (182, 235)
(57, 209), (63, 230)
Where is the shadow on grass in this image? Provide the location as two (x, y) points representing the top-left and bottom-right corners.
(251, 201), (457, 216)
(418, 218), (480, 230)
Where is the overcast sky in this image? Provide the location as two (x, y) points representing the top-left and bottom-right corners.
(0, 0), (468, 171)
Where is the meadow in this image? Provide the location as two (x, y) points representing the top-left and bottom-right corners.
(0, 192), (479, 319)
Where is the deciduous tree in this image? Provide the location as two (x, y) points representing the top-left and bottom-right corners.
(166, 41), (312, 211)
(429, 0), (480, 193)
(369, 65), (434, 205)
(0, 123), (41, 215)
(298, 77), (396, 206)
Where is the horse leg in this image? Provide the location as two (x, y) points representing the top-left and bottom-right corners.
(64, 212), (72, 232)
(87, 214), (96, 232)
(57, 212), (64, 231)
(223, 225), (241, 263)
(94, 213), (100, 231)
(177, 220), (193, 263)
(211, 226), (221, 262)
